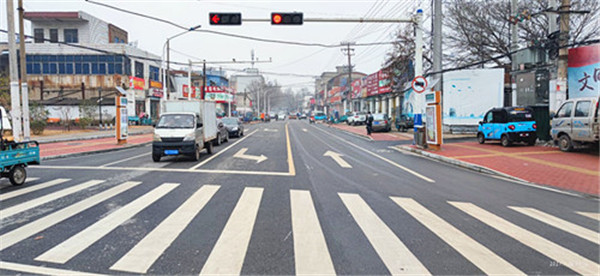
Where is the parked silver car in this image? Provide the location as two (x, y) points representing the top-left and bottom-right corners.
(371, 113), (392, 132)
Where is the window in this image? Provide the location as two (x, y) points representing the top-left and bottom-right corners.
(64, 29), (78, 43)
(34, 28), (44, 43)
(484, 112), (493, 123)
(49, 29), (58, 43)
(149, 66), (160, 81)
(557, 102), (573, 118)
(492, 111), (506, 123)
(574, 101), (591, 117)
(135, 61), (144, 78)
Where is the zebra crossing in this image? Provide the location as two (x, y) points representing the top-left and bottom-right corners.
(1, 177), (599, 275)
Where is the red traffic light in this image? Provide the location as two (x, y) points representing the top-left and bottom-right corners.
(271, 12), (303, 25)
(209, 13), (242, 25)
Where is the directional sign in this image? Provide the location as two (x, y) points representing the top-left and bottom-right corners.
(209, 13), (242, 25)
(234, 148), (267, 163)
(323, 151), (352, 168)
(412, 76), (428, 94)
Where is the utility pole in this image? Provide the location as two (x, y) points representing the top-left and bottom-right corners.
(18, 0), (29, 140)
(510, 0), (518, 106)
(202, 60), (207, 100)
(166, 40), (170, 99)
(341, 42), (355, 112)
(187, 60), (192, 100)
(98, 88), (102, 127)
(432, 0), (443, 92)
(6, 0), (22, 142)
(557, 0), (570, 99)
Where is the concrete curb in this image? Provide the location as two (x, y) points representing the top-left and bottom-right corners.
(392, 145), (597, 199)
(41, 141), (152, 161)
(35, 129), (153, 144)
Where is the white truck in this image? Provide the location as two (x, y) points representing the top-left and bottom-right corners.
(551, 96), (599, 151)
(152, 100), (218, 162)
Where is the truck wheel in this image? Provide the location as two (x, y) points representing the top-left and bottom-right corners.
(559, 134), (573, 152)
(192, 145), (201, 161)
(205, 142), (214, 154)
(501, 134), (512, 147)
(214, 134), (221, 146)
(152, 154), (161, 162)
(9, 165), (26, 186)
(477, 133), (485, 144)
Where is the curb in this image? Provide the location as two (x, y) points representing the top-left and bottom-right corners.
(35, 130), (153, 144)
(392, 145), (597, 199)
(41, 141), (152, 161)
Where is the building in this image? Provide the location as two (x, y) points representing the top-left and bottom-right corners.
(230, 68), (265, 115)
(3, 11), (164, 123)
(315, 66), (366, 115)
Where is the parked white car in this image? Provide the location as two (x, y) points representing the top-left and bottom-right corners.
(347, 112), (367, 126)
(551, 96), (599, 151)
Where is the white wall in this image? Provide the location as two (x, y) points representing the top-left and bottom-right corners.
(46, 105), (116, 121)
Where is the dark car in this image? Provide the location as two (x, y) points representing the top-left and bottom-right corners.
(372, 113), (392, 132)
(222, 117), (244, 137)
(395, 114), (414, 132)
(214, 119), (229, 146)
(299, 113), (307, 120)
(478, 106), (537, 147)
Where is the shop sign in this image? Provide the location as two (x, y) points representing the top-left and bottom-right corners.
(129, 76), (145, 90)
(328, 87), (342, 97)
(568, 44), (600, 99)
(351, 79), (362, 99)
(182, 84), (200, 98)
(205, 92), (234, 103)
(150, 88), (163, 98)
(329, 95), (342, 103)
(150, 80), (163, 89)
(366, 73), (378, 96)
(378, 69), (392, 94)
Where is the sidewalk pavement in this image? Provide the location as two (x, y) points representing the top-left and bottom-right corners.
(397, 142), (600, 197)
(39, 133), (152, 160)
(32, 126), (154, 144)
(329, 123), (414, 141)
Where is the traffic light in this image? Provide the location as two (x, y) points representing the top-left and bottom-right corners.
(271, 13), (303, 25)
(209, 13), (242, 25)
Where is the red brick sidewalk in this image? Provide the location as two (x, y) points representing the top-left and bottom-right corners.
(404, 142), (599, 196)
(329, 123), (413, 141)
(40, 133), (152, 158)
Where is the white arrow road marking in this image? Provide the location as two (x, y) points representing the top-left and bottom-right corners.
(233, 148), (268, 164)
(323, 150), (352, 168)
(263, 128), (279, 132)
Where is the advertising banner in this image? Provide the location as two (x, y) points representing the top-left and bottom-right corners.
(129, 76), (145, 90)
(150, 80), (163, 89)
(378, 69), (392, 94)
(351, 79), (362, 99)
(568, 44), (600, 99)
(426, 106), (437, 144)
(182, 84), (199, 98)
(205, 92), (234, 103)
(366, 73), (378, 97)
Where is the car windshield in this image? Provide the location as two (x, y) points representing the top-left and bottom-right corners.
(314, 112), (325, 116)
(156, 114), (195, 128)
(373, 114), (386, 120)
(222, 118), (238, 125)
(507, 109), (534, 122)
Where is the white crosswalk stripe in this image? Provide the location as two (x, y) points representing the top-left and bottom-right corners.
(0, 181), (142, 251)
(290, 190), (336, 275)
(35, 183), (179, 264)
(0, 178), (69, 201)
(1, 180), (104, 219)
(110, 184), (220, 274)
(339, 193), (430, 275)
(392, 197), (524, 275)
(451, 201), (600, 275)
(200, 187), (263, 275)
(510, 207), (600, 244)
(577, 211), (600, 221)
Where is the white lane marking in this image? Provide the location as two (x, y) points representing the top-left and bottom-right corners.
(0, 181), (142, 251)
(264, 128), (279, 132)
(323, 150), (352, 168)
(450, 201), (600, 275)
(189, 129), (258, 170)
(510, 207), (600, 244)
(290, 190), (336, 275)
(392, 197), (524, 275)
(111, 184), (220, 273)
(34, 165), (291, 177)
(1, 180), (104, 219)
(302, 128), (308, 132)
(99, 152), (151, 167)
(35, 183), (179, 264)
(0, 178), (69, 201)
(314, 126), (434, 183)
(233, 148), (268, 163)
(200, 187), (263, 275)
(0, 261), (106, 276)
(338, 193), (430, 275)
(577, 211), (600, 221)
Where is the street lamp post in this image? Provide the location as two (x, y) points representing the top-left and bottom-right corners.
(162, 25), (201, 100)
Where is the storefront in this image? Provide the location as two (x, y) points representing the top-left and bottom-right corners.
(147, 80), (164, 120)
(205, 86), (235, 117)
(128, 76), (145, 122)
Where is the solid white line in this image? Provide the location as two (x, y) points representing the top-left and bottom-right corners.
(450, 201), (600, 275)
(0, 261), (106, 276)
(290, 190), (336, 275)
(99, 152), (151, 167)
(391, 197), (524, 275)
(338, 193), (430, 275)
(1, 180), (104, 219)
(510, 206), (600, 244)
(0, 181), (142, 251)
(110, 185), (220, 273)
(34, 165), (291, 177)
(577, 211), (600, 221)
(200, 187), (263, 275)
(0, 178), (69, 201)
(35, 183), (179, 264)
(314, 126), (434, 183)
(189, 129), (258, 170)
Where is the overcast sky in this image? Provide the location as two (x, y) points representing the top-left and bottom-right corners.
(1, 0), (431, 91)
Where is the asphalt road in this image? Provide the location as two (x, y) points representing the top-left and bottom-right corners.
(1, 119), (598, 275)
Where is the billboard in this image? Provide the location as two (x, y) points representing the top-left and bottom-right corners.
(442, 68), (504, 126)
(366, 73), (378, 96)
(568, 44), (600, 99)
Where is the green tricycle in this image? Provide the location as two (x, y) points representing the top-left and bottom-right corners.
(0, 107), (40, 186)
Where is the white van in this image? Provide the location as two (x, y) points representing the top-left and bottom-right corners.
(551, 97), (599, 151)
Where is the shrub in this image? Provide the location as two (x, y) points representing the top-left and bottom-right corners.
(30, 102), (48, 135)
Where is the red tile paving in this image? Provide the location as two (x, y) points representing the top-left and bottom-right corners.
(329, 123), (413, 141)
(40, 134), (152, 158)
(417, 142), (600, 196)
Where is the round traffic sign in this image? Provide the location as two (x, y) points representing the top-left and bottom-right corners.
(412, 76), (428, 94)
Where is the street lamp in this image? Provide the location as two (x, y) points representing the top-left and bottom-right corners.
(161, 25), (201, 100)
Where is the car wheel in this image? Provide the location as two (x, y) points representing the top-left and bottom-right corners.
(501, 134), (512, 147)
(205, 142), (214, 154)
(9, 165), (26, 186)
(477, 133), (485, 144)
(240, 130), (244, 136)
(558, 134), (573, 152)
(152, 153), (161, 162)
